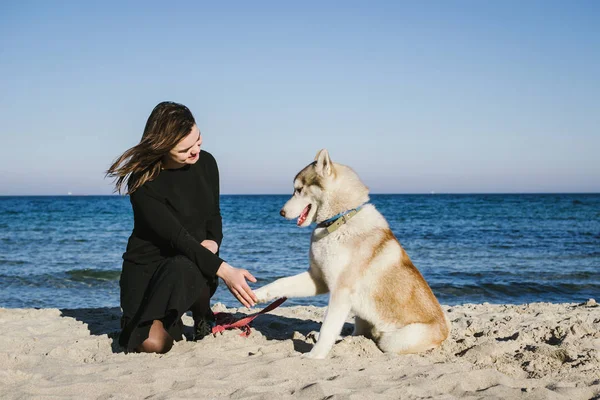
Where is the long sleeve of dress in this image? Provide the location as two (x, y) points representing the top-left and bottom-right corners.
(130, 186), (224, 277)
(205, 155), (223, 247)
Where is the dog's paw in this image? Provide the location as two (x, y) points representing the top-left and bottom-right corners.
(253, 287), (273, 304)
(302, 348), (328, 360)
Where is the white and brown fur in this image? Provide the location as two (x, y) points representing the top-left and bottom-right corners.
(254, 149), (450, 359)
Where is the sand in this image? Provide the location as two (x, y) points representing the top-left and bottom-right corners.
(0, 300), (599, 399)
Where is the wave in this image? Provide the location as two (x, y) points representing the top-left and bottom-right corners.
(0, 259), (28, 266)
(431, 281), (600, 305)
(66, 268), (121, 282)
(0, 268), (121, 288)
(56, 238), (91, 244)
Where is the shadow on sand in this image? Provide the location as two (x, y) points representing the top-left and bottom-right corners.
(219, 310), (354, 354)
(59, 307), (354, 355)
(60, 307), (123, 353)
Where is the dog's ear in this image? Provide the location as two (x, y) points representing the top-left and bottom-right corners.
(314, 149), (333, 177)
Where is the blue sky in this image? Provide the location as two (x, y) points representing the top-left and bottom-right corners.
(1, 1), (598, 195)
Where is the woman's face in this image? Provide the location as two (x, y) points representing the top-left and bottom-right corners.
(164, 125), (202, 168)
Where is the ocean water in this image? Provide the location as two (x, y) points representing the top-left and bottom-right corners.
(0, 194), (599, 310)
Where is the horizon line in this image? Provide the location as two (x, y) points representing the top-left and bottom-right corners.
(1, 192), (599, 197)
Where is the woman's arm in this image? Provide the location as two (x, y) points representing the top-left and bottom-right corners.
(132, 186), (258, 307)
(131, 186), (223, 277)
(205, 152), (223, 248)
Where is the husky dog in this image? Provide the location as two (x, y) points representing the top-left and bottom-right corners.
(254, 149), (450, 359)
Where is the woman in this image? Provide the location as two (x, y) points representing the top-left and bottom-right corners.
(107, 101), (257, 354)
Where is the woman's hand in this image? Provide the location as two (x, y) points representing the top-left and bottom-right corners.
(216, 262), (258, 308)
(201, 240), (219, 254)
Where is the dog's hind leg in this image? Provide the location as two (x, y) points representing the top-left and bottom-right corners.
(304, 291), (352, 359)
(352, 316), (374, 339)
(376, 323), (445, 354)
(254, 268), (327, 303)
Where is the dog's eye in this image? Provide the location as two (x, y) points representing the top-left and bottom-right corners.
(294, 188), (302, 195)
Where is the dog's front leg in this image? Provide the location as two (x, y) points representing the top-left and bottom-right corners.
(254, 268), (327, 303)
(304, 291), (351, 359)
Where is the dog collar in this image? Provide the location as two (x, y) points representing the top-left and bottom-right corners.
(316, 204), (366, 234)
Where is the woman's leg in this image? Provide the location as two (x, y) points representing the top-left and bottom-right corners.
(121, 256), (212, 352)
(189, 277), (218, 340)
(136, 320), (173, 354)
(189, 285), (211, 321)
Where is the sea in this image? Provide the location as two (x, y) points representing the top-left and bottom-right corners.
(0, 194), (599, 310)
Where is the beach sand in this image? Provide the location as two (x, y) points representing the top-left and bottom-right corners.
(1, 300), (599, 399)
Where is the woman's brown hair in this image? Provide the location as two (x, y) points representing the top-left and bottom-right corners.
(106, 101), (196, 194)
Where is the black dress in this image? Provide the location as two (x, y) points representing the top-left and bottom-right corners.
(118, 150), (224, 351)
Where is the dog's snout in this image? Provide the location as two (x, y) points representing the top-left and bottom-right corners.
(280, 209), (286, 217)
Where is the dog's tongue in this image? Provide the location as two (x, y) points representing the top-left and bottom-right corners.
(297, 204), (311, 226)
